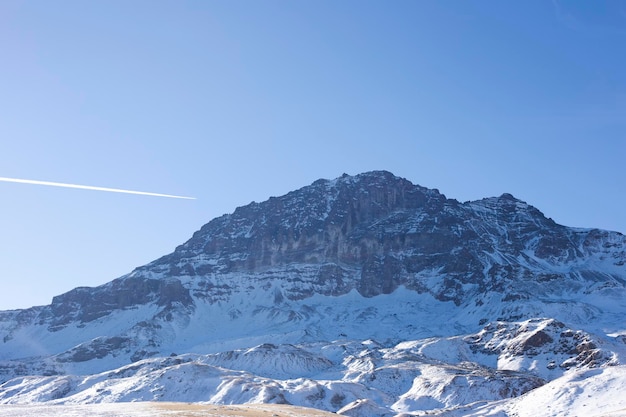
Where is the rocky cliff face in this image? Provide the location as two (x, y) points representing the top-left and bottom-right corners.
(146, 170), (625, 299)
(1, 171), (625, 414)
(2, 171), (625, 341)
(3, 171), (625, 340)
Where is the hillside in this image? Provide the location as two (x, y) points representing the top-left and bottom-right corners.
(1, 171), (625, 415)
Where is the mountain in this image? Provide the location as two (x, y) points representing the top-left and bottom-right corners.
(1, 170), (625, 416)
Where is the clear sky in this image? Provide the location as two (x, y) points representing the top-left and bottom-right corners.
(1, 1), (624, 310)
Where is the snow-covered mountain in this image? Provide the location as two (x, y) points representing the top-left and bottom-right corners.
(1, 171), (625, 416)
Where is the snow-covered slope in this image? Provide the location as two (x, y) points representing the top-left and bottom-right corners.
(419, 365), (626, 417)
(0, 171), (625, 415)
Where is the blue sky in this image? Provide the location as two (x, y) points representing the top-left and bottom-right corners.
(1, 1), (624, 310)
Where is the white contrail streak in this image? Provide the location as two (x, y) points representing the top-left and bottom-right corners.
(0, 177), (196, 200)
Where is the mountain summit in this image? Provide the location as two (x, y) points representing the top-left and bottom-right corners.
(1, 171), (625, 415)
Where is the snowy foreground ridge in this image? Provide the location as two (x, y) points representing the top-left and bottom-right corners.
(1, 171), (626, 416)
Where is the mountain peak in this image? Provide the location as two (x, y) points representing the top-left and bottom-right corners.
(1, 170), (625, 415)
(499, 192), (518, 201)
(128, 170), (624, 304)
(309, 170), (418, 193)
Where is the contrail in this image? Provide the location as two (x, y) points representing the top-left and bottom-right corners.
(0, 177), (196, 200)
